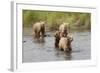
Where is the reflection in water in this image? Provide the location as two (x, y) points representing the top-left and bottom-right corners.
(32, 37), (45, 44)
(23, 30), (91, 63)
(55, 48), (72, 60)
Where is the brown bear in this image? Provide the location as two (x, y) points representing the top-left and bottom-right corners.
(32, 21), (45, 39)
(54, 22), (69, 48)
(59, 22), (69, 37)
(58, 36), (73, 52)
(54, 31), (61, 48)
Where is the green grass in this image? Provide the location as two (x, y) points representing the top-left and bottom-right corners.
(23, 10), (91, 31)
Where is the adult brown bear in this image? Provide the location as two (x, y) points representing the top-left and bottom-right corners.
(55, 22), (73, 51)
(32, 21), (45, 39)
(59, 22), (69, 37)
(54, 22), (69, 48)
(58, 36), (73, 52)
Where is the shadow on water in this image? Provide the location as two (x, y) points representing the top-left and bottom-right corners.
(23, 40), (26, 43)
(54, 48), (72, 60)
(32, 33), (52, 44)
(32, 37), (45, 44)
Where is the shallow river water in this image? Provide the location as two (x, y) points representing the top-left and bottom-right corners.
(22, 28), (91, 63)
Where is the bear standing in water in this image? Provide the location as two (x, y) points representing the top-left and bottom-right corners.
(59, 36), (73, 52)
(54, 22), (73, 52)
(54, 22), (69, 48)
(59, 22), (68, 37)
(32, 21), (45, 39)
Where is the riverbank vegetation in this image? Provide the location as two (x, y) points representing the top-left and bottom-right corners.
(23, 10), (91, 31)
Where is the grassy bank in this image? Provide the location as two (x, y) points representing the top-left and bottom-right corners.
(23, 10), (91, 31)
